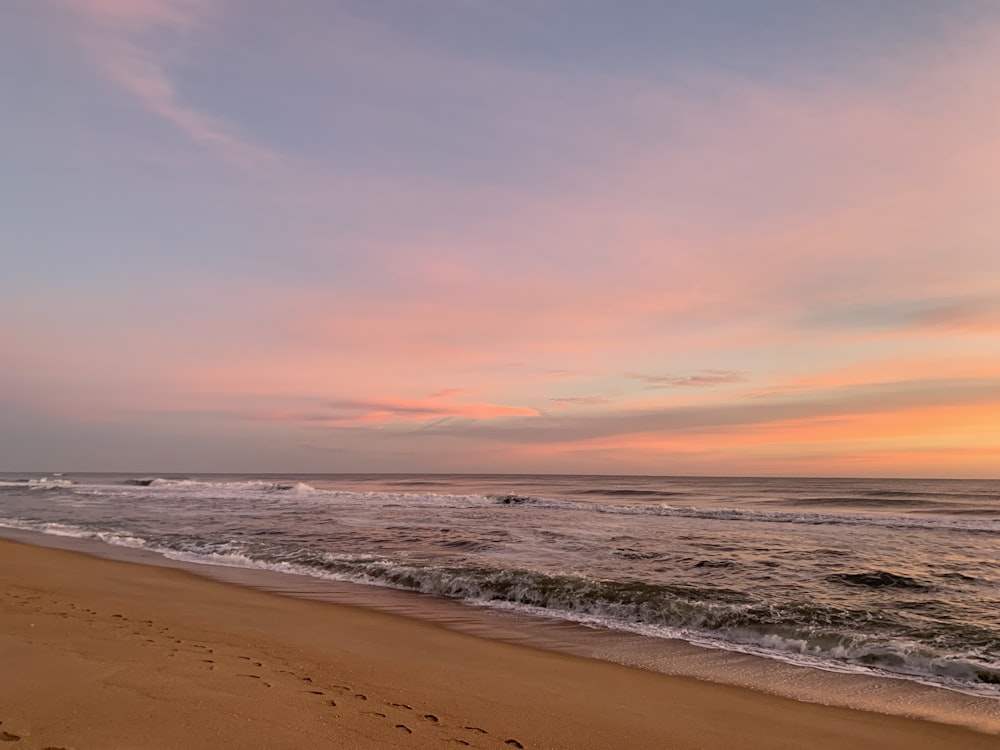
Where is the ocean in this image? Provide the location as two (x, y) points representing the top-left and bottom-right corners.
(2, 472), (998, 714)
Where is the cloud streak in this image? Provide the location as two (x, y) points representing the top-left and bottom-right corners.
(416, 377), (1000, 446)
(626, 371), (748, 389)
(250, 396), (539, 427)
(56, 0), (272, 165)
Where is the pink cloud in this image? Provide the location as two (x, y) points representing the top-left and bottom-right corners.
(59, 0), (202, 28)
(251, 397), (539, 426)
(54, 0), (272, 165)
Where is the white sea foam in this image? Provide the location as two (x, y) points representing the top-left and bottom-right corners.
(0, 477), (75, 489)
(115, 478), (500, 509)
(0, 518), (147, 549)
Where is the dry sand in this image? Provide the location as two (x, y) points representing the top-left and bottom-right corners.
(1, 539), (997, 749)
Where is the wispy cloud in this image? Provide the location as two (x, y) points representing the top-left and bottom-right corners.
(297, 443), (348, 454)
(251, 396), (539, 426)
(426, 388), (466, 399)
(56, 0), (272, 165)
(549, 396), (611, 407)
(418, 377), (1000, 445)
(59, 0), (201, 28)
(802, 295), (1000, 333)
(626, 370), (748, 389)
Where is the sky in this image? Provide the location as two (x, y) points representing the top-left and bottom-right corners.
(2, 0), (999, 477)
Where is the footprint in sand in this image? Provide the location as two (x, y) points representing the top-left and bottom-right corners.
(237, 674), (271, 685)
(0, 728), (20, 742)
(395, 725), (412, 734)
(0, 720), (22, 742)
(504, 740), (525, 748)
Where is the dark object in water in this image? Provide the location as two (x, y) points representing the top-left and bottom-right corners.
(491, 494), (532, 505)
(826, 570), (931, 591)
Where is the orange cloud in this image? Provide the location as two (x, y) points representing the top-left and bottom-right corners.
(494, 402), (1000, 477)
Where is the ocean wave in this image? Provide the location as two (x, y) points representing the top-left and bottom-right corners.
(488, 494), (536, 505)
(114, 479), (508, 508)
(123, 477), (320, 493)
(771, 495), (952, 509)
(0, 517), (147, 547)
(528, 498), (1000, 534)
(0, 477), (75, 490)
(826, 571), (933, 591)
(575, 488), (689, 498)
(21, 476), (1000, 533)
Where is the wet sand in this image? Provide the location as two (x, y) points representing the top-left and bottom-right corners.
(1, 539), (997, 749)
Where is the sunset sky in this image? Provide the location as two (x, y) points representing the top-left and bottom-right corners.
(2, 0), (999, 476)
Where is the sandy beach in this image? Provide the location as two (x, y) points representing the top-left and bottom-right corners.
(1, 540), (998, 749)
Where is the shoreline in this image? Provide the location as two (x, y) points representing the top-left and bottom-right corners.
(4, 524), (1000, 733)
(1, 538), (998, 749)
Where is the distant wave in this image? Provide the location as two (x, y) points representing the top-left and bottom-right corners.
(575, 488), (689, 499)
(13, 478), (1000, 533)
(0, 477), (75, 490)
(488, 494), (536, 505)
(123, 477), (319, 493)
(521, 497), (1000, 534)
(767, 495), (952, 509)
(386, 480), (449, 487)
(826, 570), (933, 591)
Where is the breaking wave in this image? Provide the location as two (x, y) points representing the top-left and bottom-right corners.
(0, 477), (75, 490)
